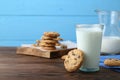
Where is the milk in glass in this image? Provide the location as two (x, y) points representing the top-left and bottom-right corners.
(76, 24), (103, 72)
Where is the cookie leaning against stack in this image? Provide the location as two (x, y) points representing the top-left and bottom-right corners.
(64, 49), (84, 72)
(37, 32), (63, 50)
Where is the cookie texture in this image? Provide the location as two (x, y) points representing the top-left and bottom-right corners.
(64, 49), (84, 72)
(104, 58), (120, 66)
(41, 36), (54, 40)
(54, 37), (63, 41)
(40, 40), (57, 44)
(60, 44), (67, 49)
(41, 36), (63, 41)
(55, 42), (61, 46)
(44, 32), (60, 38)
(61, 55), (68, 60)
(39, 42), (55, 47)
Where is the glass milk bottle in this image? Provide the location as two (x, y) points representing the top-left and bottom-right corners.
(76, 24), (103, 72)
(96, 10), (120, 54)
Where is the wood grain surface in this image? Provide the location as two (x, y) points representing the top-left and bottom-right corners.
(0, 47), (119, 80)
(16, 47), (75, 58)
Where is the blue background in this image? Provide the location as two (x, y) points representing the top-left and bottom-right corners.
(0, 0), (120, 46)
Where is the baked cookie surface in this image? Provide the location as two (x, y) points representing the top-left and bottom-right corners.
(64, 49), (84, 72)
(40, 40), (57, 44)
(61, 55), (68, 60)
(104, 58), (120, 66)
(44, 32), (60, 38)
(41, 36), (63, 40)
(39, 42), (55, 47)
(41, 36), (54, 40)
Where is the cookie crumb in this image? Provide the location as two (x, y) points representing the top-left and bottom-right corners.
(61, 55), (68, 60)
(60, 44), (67, 49)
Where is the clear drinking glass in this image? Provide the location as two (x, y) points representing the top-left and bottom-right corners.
(76, 24), (103, 72)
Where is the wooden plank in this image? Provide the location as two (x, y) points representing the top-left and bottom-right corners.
(16, 47), (75, 58)
(17, 47), (50, 58)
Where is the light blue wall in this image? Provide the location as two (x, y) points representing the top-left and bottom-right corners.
(0, 0), (120, 46)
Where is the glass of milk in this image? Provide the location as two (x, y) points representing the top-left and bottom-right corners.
(76, 24), (103, 72)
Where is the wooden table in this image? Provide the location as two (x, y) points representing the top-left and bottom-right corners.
(0, 47), (120, 80)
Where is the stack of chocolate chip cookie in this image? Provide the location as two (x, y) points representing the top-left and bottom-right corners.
(33, 32), (63, 50)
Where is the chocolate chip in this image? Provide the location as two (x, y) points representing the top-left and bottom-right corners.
(73, 62), (77, 65)
(74, 58), (77, 60)
(68, 55), (70, 58)
(78, 56), (80, 58)
(65, 60), (69, 63)
(72, 52), (75, 56)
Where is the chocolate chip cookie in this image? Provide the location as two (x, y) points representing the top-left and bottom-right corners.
(64, 49), (84, 72)
(39, 42), (55, 47)
(104, 58), (120, 66)
(44, 32), (60, 38)
(61, 55), (68, 60)
(40, 40), (57, 44)
(41, 36), (54, 40)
